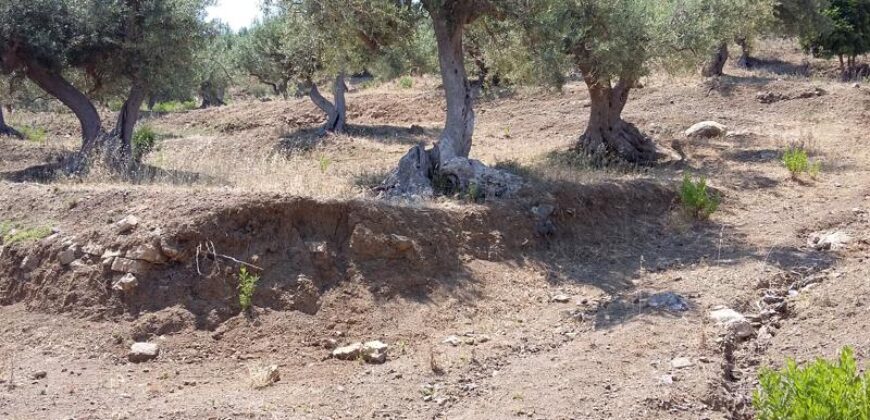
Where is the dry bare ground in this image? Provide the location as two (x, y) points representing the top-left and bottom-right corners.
(0, 40), (869, 419)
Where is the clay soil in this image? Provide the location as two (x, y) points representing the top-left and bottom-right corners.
(1, 40), (869, 419)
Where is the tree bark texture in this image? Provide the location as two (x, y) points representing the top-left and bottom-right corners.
(307, 72), (347, 135)
(0, 106), (24, 139)
(578, 78), (657, 165)
(702, 42), (729, 78)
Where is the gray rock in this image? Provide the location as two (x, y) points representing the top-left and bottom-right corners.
(82, 243), (105, 256)
(551, 294), (571, 304)
(111, 258), (149, 274)
(332, 342), (363, 360)
(58, 248), (77, 266)
(116, 215), (140, 234)
(685, 121), (727, 138)
(20, 255), (39, 271)
(709, 307), (754, 339)
(362, 341), (389, 364)
(808, 231), (851, 251)
(112, 273), (139, 292)
(671, 357), (694, 369)
(647, 292), (690, 312)
(126, 243), (167, 264)
(128, 342), (159, 363)
(443, 335), (461, 347)
(249, 364), (280, 389)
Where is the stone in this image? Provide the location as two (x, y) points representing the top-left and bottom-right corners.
(128, 342), (159, 363)
(111, 258), (150, 274)
(551, 294), (571, 303)
(82, 243), (105, 256)
(332, 342), (363, 360)
(126, 243), (167, 264)
(159, 237), (182, 260)
(443, 335), (461, 347)
(116, 215), (140, 234)
(31, 371), (47, 380)
(671, 357), (694, 369)
(112, 273), (139, 292)
(685, 121), (727, 138)
(808, 231), (852, 251)
(20, 255), (39, 271)
(362, 341), (389, 364)
(248, 364), (280, 389)
(709, 307), (754, 339)
(647, 292), (690, 312)
(58, 248), (76, 266)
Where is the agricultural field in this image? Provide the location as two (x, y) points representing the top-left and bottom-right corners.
(1, 1), (870, 419)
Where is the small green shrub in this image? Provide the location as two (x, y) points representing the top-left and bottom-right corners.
(754, 347), (870, 420)
(318, 155), (332, 173)
(237, 267), (260, 312)
(20, 125), (47, 143)
(0, 220), (52, 245)
(151, 100), (197, 113)
(398, 76), (413, 89)
(783, 146), (821, 179)
(679, 174), (720, 219)
(132, 125), (158, 162)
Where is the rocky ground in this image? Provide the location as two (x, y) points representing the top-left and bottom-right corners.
(0, 40), (869, 419)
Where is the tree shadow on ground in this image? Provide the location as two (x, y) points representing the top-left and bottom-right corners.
(1, 159), (222, 186)
(707, 74), (776, 97)
(276, 123), (438, 155)
(749, 57), (812, 77)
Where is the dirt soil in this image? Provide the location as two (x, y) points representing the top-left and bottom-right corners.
(1, 40), (869, 419)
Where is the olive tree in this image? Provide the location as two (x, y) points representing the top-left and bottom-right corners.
(381, 0), (527, 198)
(515, 0), (748, 164)
(701, 0), (776, 76)
(257, 0), (417, 134)
(0, 0), (210, 170)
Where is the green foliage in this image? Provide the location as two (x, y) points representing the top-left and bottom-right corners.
(0, 221), (52, 245)
(237, 267), (260, 312)
(754, 347), (870, 420)
(803, 0), (870, 68)
(132, 125), (158, 162)
(783, 146), (822, 179)
(679, 174), (720, 219)
(19, 125), (47, 143)
(398, 76), (414, 89)
(150, 100), (197, 113)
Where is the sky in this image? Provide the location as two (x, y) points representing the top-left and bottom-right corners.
(206, 0), (262, 31)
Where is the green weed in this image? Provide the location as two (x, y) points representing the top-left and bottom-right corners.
(19, 125), (47, 143)
(754, 347), (870, 420)
(0, 220), (52, 245)
(398, 76), (413, 89)
(679, 174), (720, 220)
(237, 266), (260, 312)
(132, 125), (158, 162)
(151, 100), (197, 113)
(782, 146), (821, 179)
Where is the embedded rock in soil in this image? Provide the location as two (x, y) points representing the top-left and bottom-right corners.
(807, 231), (851, 251)
(130, 306), (196, 340)
(685, 121), (727, 138)
(115, 215), (140, 234)
(332, 343), (363, 360)
(58, 247), (77, 266)
(111, 258), (150, 274)
(362, 341), (389, 364)
(350, 225), (420, 261)
(647, 292), (690, 312)
(249, 364), (280, 389)
(126, 243), (167, 264)
(671, 357), (694, 369)
(708, 307), (754, 339)
(128, 342), (160, 363)
(112, 273), (138, 292)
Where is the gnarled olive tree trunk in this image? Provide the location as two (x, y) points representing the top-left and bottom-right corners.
(0, 106), (23, 139)
(579, 77), (657, 165)
(199, 81), (226, 108)
(79, 84), (147, 171)
(306, 72), (347, 134)
(380, 3), (518, 199)
(702, 42), (729, 77)
(735, 37), (751, 68)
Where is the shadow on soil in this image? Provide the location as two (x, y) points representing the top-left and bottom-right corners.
(276, 123), (438, 155)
